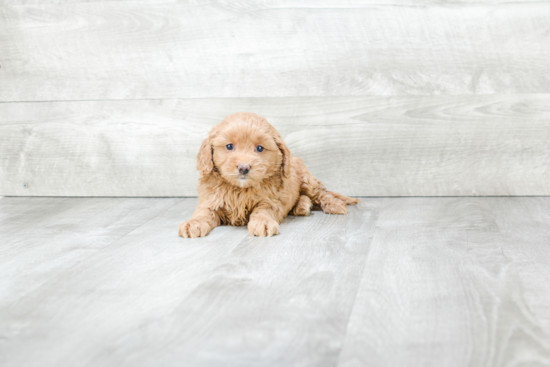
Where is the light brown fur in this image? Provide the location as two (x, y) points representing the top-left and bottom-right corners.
(178, 112), (360, 238)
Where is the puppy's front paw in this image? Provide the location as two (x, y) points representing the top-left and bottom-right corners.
(178, 219), (212, 238)
(248, 216), (280, 237)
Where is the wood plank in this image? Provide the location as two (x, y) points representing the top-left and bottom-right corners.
(0, 197), (179, 308)
(0, 197), (66, 224)
(0, 198), (379, 367)
(1, 95), (550, 196)
(2, 1), (550, 101)
(1, 197), (550, 366)
(337, 198), (550, 367)
(489, 197), (550, 343)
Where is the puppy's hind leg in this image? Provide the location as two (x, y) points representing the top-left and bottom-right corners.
(317, 191), (348, 215)
(291, 195), (312, 216)
(293, 156), (357, 215)
(300, 176), (348, 215)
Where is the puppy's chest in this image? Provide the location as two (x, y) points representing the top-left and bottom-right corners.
(217, 196), (258, 226)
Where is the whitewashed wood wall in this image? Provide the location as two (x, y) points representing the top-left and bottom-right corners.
(1, 0), (549, 196)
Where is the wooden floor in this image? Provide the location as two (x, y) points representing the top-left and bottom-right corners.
(1, 197), (550, 367)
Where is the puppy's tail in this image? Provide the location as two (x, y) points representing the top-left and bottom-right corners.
(328, 191), (360, 206)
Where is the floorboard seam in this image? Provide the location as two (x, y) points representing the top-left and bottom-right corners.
(333, 202), (382, 367)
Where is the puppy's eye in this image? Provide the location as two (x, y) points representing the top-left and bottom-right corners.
(255, 145), (264, 153)
(226, 144), (234, 151)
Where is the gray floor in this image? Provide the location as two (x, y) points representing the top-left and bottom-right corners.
(1, 197), (550, 367)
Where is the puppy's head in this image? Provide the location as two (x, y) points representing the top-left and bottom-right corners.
(197, 112), (291, 188)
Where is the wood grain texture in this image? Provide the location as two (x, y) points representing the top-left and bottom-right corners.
(489, 197), (550, 347)
(2, 197), (550, 366)
(0, 197), (379, 367)
(1, 95), (550, 196)
(0, 197), (179, 308)
(0, 197), (65, 224)
(337, 197), (550, 367)
(2, 1), (550, 101)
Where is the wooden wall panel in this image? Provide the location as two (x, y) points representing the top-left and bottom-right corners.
(1, 1), (550, 101)
(2, 1), (549, 196)
(1, 95), (549, 196)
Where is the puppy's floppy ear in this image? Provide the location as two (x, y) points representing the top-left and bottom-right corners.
(272, 130), (292, 178)
(196, 137), (214, 175)
(197, 123), (223, 175)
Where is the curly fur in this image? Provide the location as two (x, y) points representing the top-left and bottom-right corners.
(179, 112), (360, 238)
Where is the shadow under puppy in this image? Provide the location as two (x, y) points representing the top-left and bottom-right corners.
(179, 112), (359, 238)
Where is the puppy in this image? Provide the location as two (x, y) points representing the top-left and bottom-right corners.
(178, 112), (359, 238)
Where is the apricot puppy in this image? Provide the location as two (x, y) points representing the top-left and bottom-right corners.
(178, 112), (359, 238)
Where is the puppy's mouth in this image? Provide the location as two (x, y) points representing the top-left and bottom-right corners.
(236, 175), (250, 188)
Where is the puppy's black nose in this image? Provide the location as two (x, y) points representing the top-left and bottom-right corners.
(238, 164), (250, 175)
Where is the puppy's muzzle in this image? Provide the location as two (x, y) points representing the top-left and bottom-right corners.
(238, 164), (250, 175)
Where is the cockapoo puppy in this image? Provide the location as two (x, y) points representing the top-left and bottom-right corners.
(178, 112), (359, 238)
